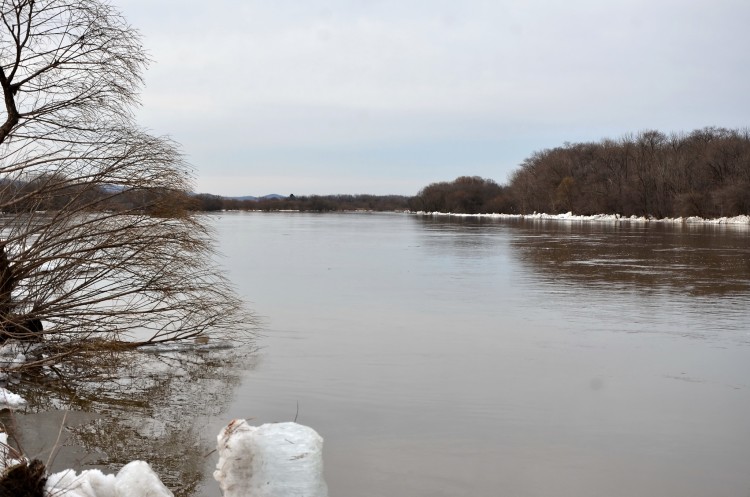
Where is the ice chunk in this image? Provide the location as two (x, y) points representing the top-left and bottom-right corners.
(0, 386), (26, 408)
(45, 461), (172, 497)
(46, 468), (117, 497)
(214, 420), (328, 497)
(115, 460), (173, 497)
(25, 420), (329, 497)
(0, 432), (23, 470)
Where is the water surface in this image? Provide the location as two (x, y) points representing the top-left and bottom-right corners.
(210, 212), (750, 497)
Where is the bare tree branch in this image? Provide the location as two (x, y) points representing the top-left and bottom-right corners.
(0, 0), (251, 371)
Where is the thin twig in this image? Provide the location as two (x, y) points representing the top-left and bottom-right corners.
(46, 410), (69, 469)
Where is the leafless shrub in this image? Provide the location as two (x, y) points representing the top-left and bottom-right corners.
(0, 0), (249, 369)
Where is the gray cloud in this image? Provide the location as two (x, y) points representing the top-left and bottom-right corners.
(118, 0), (750, 195)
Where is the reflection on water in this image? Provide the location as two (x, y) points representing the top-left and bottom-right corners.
(506, 220), (750, 296)
(419, 216), (750, 347)
(3, 344), (254, 497)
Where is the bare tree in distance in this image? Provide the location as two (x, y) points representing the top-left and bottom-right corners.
(0, 0), (248, 367)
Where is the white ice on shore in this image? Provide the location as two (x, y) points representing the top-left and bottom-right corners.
(0, 432), (22, 470)
(45, 461), (173, 497)
(0, 344), (27, 379)
(0, 343), (30, 407)
(214, 420), (329, 497)
(4, 429), (173, 497)
(0, 386), (26, 408)
(416, 211), (750, 225)
(2, 421), (327, 497)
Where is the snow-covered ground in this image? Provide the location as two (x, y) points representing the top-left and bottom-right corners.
(415, 211), (750, 225)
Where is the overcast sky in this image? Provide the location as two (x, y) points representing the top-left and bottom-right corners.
(116, 0), (749, 196)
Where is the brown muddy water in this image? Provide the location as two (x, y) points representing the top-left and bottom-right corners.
(10, 212), (750, 497)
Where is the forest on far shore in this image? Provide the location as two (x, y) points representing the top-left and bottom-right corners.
(193, 127), (750, 218)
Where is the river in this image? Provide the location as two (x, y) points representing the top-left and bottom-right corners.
(9, 211), (750, 497)
(210, 212), (750, 497)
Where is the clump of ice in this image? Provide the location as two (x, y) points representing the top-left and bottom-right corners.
(2, 434), (173, 497)
(0, 432), (23, 470)
(0, 386), (26, 408)
(46, 460), (173, 497)
(0, 342), (27, 379)
(0, 343), (28, 406)
(214, 420), (328, 497)
(3, 419), (328, 497)
(46, 468), (117, 497)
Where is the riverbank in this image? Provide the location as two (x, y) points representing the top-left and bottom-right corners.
(414, 211), (750, 225)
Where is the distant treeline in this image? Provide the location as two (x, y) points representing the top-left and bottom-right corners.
(4, 127), (746, 218)
(507, 127), (750, 218)
(191, 193), (411, 212)
(409, 175), (513, 214)
(412, 127), (750, 217)
(193, 127), (750, 218)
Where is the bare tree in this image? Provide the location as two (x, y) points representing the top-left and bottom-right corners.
(506, 128), (750, 218)
(0, 0), (247, 366)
